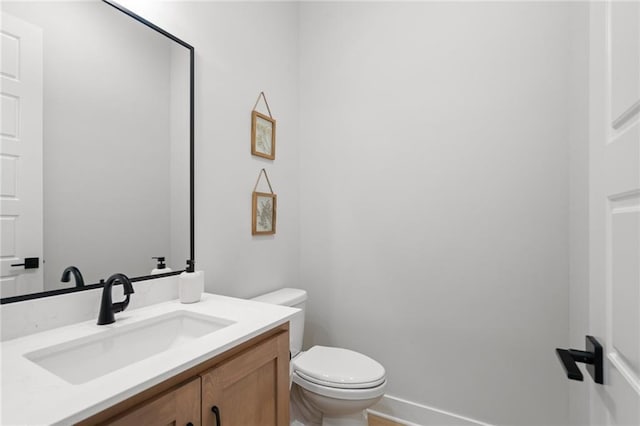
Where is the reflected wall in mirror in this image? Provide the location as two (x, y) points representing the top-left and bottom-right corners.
(0, 1), (193, 302)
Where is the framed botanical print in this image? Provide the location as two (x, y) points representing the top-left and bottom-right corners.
(251, 111), (276, 160)
(252, 191), (277, 235)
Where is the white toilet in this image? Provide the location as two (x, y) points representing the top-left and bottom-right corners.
(252, 288), (386, 426)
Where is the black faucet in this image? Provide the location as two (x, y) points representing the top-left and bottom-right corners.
(61, 266), (85, 288)
(97, 273), (135, 325)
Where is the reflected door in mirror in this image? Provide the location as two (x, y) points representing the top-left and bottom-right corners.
(0, 12), (44, 298)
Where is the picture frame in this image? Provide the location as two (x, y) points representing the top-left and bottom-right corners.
(252, 191), (277, 235)
(251, 111), (276, 160)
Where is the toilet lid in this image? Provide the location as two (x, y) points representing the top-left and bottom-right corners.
(292, 346), (386, 389)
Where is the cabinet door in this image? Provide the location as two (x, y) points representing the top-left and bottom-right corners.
(201, 331), (289, 426)
(106, 377), (201, 426)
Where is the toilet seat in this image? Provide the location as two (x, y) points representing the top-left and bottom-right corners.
(293, 346), (386, 387)
(295, 370), (385, 389)
(292, 371), (387, 401)
(292, 346), (386, 399)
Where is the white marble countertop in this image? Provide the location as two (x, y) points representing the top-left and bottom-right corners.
(1, 293), (297, 425)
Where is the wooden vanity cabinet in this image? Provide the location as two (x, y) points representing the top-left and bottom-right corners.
(107, 377), (201, 426)
(79, 324), (289, 426)
(201, 327), (289, 426)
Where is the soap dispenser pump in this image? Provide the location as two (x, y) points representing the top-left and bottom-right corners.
(151, 256), (172, 275)
(178, 260), (203, 303)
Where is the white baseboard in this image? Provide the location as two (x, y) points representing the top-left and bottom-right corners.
(367, 394), (494, 426)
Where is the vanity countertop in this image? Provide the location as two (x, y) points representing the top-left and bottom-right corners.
(1, 293), (297, 425)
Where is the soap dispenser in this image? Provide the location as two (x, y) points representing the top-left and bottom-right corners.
(178, 260), (204, 303)
(151, 256), (172, 275)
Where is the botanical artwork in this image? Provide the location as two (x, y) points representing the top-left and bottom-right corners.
(251, 111), (276, 160)
(252, 192), (277, 235)
(255, 116), (272, 155)
(256, 196), (273, 230)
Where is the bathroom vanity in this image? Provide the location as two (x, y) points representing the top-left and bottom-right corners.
(82, 323), (289, 425)
(0, 294), (296, 425)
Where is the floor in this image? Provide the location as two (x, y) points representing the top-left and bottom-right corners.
(369, 413), (405, 426)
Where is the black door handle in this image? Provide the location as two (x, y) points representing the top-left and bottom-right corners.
(211, 405), (221, 426)
(556, 335), (603, 384)
(11, 257), (39, 269)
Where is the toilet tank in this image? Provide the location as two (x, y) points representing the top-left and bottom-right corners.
(252, 288), (306, 358)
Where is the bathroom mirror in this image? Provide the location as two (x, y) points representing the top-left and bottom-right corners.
(0, 0), (194, 303)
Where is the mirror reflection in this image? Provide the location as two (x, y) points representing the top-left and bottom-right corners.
(0, 1), (190, 300)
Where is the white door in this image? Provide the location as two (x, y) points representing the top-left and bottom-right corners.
(589, 1), (640, 425)
(0, 12), (43, 298)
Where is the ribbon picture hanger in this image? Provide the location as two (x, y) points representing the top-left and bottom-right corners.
(253, 168), (274, 194)
(253, 91), (273, 119)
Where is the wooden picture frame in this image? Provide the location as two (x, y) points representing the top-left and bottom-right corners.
(251, 111), (276, 160)
(252, 192), (277, 235)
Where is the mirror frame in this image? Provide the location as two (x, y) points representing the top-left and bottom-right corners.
(0, 0), (195, 305)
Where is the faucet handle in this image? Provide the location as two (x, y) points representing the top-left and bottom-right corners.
(112, 296), (131, 314)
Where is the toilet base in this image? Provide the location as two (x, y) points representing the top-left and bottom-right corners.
(291, 383), (322, 426)
(290, 382), (381, 426)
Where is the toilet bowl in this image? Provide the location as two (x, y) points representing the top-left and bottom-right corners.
(252, 289), (386, 426)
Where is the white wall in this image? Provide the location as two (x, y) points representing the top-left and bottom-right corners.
(117, 1), (301, 299)
(299, 3), (587, 425)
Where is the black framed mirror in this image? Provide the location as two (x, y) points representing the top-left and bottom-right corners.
(0, 0), (194, 304)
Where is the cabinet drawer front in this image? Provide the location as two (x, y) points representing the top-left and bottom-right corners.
(201, 331), (289, 426)
(106, 377), (201, 426)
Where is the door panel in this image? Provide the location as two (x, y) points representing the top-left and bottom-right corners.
(610, 195), (639, 378)
(590, 1), (640, 425)
(0, 12), (43, 297)
(610, 1), (640, 126)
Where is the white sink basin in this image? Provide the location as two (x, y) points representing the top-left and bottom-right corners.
(24, 310), (234, 384)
